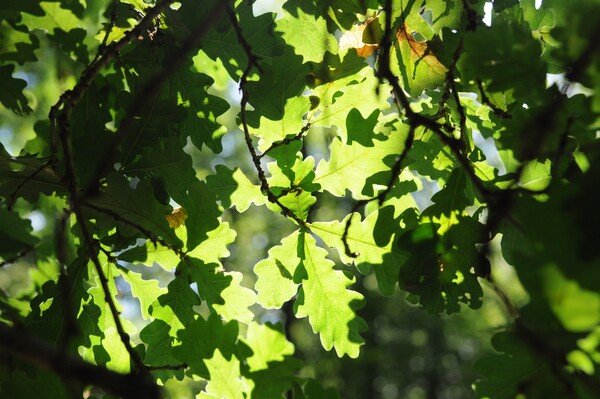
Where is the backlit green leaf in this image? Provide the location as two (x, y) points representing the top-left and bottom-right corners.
(294, 232), (367, 358)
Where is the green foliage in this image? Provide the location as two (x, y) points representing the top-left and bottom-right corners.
(0, 0), (599, 398)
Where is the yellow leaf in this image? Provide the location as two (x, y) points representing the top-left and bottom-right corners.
(166, 207), (187, 228)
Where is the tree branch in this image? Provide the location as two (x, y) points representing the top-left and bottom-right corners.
(82, 1), (228, 199)
(83, 202), (185, 258)
(49, 0), (177, 167)
(260, 123), (312, 159)
(227, 4), (307, 228)
(74, 205), (146, 371)
(7, 159), (52, 211)
(0, 322), (161, 399)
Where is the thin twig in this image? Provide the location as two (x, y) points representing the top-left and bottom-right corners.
(147, 363), (188, 371)
(447, 40), (467, 150)
(260, 123), (312, 159)
(49, 0), (177, 167)
(0, 248), (34, 268)
(92, 0), (120, 65)
(46, 2), (183, 379)
(340, 124), (415, 257)
(7, 159), (52, 211)
(77, 206), (146, 371)
(54, 0), (176, 110)
(83, 202), (185, 258)
(485, 277), (519, 320)
(342, 0), (480, 256)
(378, 125), (416, 205)
(476, 80), (511, 119)
(227, 4), (307, 228)
(83, 1), (228, 199)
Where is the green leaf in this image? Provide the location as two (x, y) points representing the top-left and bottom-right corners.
(276, 0), (338, 63)
(254, 230), (301, 309)
(475, 331), (563, 399)
(20, 2), (80, 33)
(519, 159), (552, 191)
(180, 180), (221, 251)
(0, 147), (63, 203)
(0, 369), (71, 399)
(189, 258), (256, 324)
(242, 322), (295, 372)
(121, 137), (197, 203)
(81, 256), (136, 372)
(314, 122), (410, 199)
(207, 165), (266, 212)
(267, 154), (319, 194)
(407, 128), (454, 180)
(345, 108), (383, 146)
(100, 327), (132, 373)
(391, 28), (449, 97)
(423, 168), (471, 218)
(423, 0), (463, 33)
(0, 0), (44, 20)
(249, 96), (311, 152)
(187, 222), (237, 264)
(201, 349), (250, 399)
(119, 241), (180, 271)
(119, 268), (167, 320)
(170, 68), (229, 153)
(200, 1), (282, 78)
(460, 16), (546, 99)
(0, 205), (38, 259)
(294, 232), (367, 358)
(87, 173), (182, 247)
(121, 221), (235, 269)
(542, 265), (600, 332)
(311, 206), (411, 296)
(150, 275), (200, 335)
(311, 66), (390, 130)
(298, 378), (341, 399)
(245, 48), (309, 121)
(0, 64), (31, 114)
(396, 217), (486, 314)
(172, 313), (238, 378)
(139, 320), (179, 368)
(242, 322), (300, 398)
(115, 91), (186, 165)
(0, 21), (39, 64)
(270, 190), (316, 221)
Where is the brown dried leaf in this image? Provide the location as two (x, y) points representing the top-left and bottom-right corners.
(396, 24), (448, 76)
(338, 19), (379, 58)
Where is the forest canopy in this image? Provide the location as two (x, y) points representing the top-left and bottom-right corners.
(1, 0), (600, 398)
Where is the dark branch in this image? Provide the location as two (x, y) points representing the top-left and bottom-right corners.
(0, 323), (160, 399)
(0, 248), (34, 268)
(74, 205), (147, 371)
(260, 123), (312, 159)
(7, 159), (52, 211)
(49, 0), (177, 166)
(476, 80), (511, 119)
(447, 40), (467, 149)
(147, 363), (188, 371)
(82, 1), (228, 199)
(227, 4), (307, 228)
(83, 202), (185, 258)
